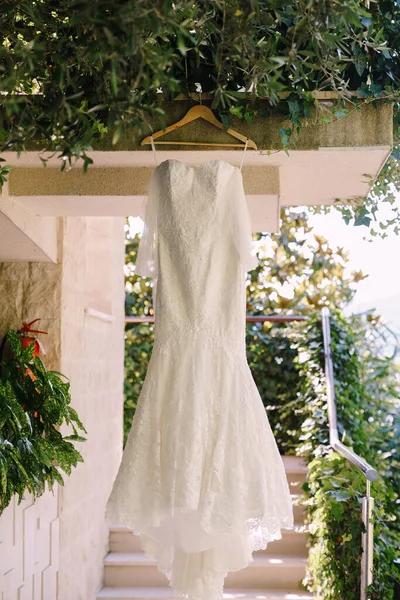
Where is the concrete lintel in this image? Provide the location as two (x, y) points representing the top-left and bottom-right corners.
(0, 184), (60, 262)
(7, 164), (280, 198)
(4, 147), (391, 213)
(8, 194), (281, 233)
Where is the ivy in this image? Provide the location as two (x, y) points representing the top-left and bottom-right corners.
(293, 312), (400, 599)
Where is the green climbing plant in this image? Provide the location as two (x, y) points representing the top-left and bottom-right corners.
(292, 311), (400, 599)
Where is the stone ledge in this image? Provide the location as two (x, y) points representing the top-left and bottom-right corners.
(97, 99), (393, 151)
(8, 165), (280, 197)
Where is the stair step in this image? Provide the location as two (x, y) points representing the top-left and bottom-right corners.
(283, 456), (308, 492)
(97, 587), (313, 600)
(291, 494), (306, 524)
(225, 555), (307, 589)
(109, 524), (309, 557)
(103, 456), (310, 597)
(104, 553), (308, 590)
(281, 456), (308, 474)
(262, 526), (309, 557)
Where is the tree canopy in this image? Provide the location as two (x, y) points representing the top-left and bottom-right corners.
(124, 208), (366, 443)
(124, 210), (400, 597)
(1, 1), (399, 155)
(1, 1), (399, 233)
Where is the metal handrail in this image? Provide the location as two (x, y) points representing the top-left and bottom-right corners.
(321, 307), (376, 600)
(125, 314), (307, 324)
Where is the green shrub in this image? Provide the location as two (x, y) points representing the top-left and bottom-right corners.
(0, 330), (87, 515)
(293, 311), (400, 599)
(124, 213), (400, 596)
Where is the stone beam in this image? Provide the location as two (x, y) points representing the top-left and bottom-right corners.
(0, 183), (60, 262)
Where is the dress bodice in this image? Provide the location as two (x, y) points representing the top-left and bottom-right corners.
(135, 159), (258, 353)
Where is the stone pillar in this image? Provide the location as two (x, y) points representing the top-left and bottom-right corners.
(57, 216), (125, 600)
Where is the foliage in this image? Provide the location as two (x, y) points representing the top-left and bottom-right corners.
(124, 208), (363, 444)
(362, 140), (400, 238)
(243, 207), (367, 451)
(124, 211), (400, 596)
(248, 209), (364, 314)
(293, 311), (400, 599)
(0, 330), (87, 515)
(313, 136), (400, 240)
(124, 323), (155, 442)
(1, 1), (399, 234)
(124, 219), (156, 442)
(1, 1), (399, 158)
(246, 323), (299, 454)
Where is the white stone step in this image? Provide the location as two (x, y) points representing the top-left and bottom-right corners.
(291, 494), (306, 524)
(109, 524), (309, 557)
(281, 456), (307, 474)
(282, 457), (308, 492)
(104, 552), (308, 590)
(262, 526), (309, 557)
(102, 455), (310, 599)
(225, 555), (307, 589)
(97, 586), (313, 599)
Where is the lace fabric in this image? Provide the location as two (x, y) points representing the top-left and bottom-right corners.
(105, 159), (294, 600)
(135, 160), (258, 279)
(228, 166), (259, 272)
(135, 169), (160, 310)
(135, 168), (159, 279)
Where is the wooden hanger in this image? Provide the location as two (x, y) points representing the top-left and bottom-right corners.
(141, 105), (257, 149)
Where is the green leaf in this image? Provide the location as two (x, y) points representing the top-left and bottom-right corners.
(112, 124), (124, 146)
(110, 60), (118, 96)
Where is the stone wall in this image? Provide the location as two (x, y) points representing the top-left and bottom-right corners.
(0, 215), (125, 600)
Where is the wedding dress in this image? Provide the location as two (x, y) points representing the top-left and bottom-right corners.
(105, 152), (294, 600)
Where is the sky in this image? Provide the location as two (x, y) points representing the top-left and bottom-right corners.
(308, 200), (400, 336)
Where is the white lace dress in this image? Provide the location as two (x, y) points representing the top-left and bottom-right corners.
(105, 159), (294, 600)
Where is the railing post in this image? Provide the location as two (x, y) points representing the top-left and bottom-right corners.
(360, 480), (374, 600)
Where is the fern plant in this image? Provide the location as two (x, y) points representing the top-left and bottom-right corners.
(0, 329), (87, 515)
